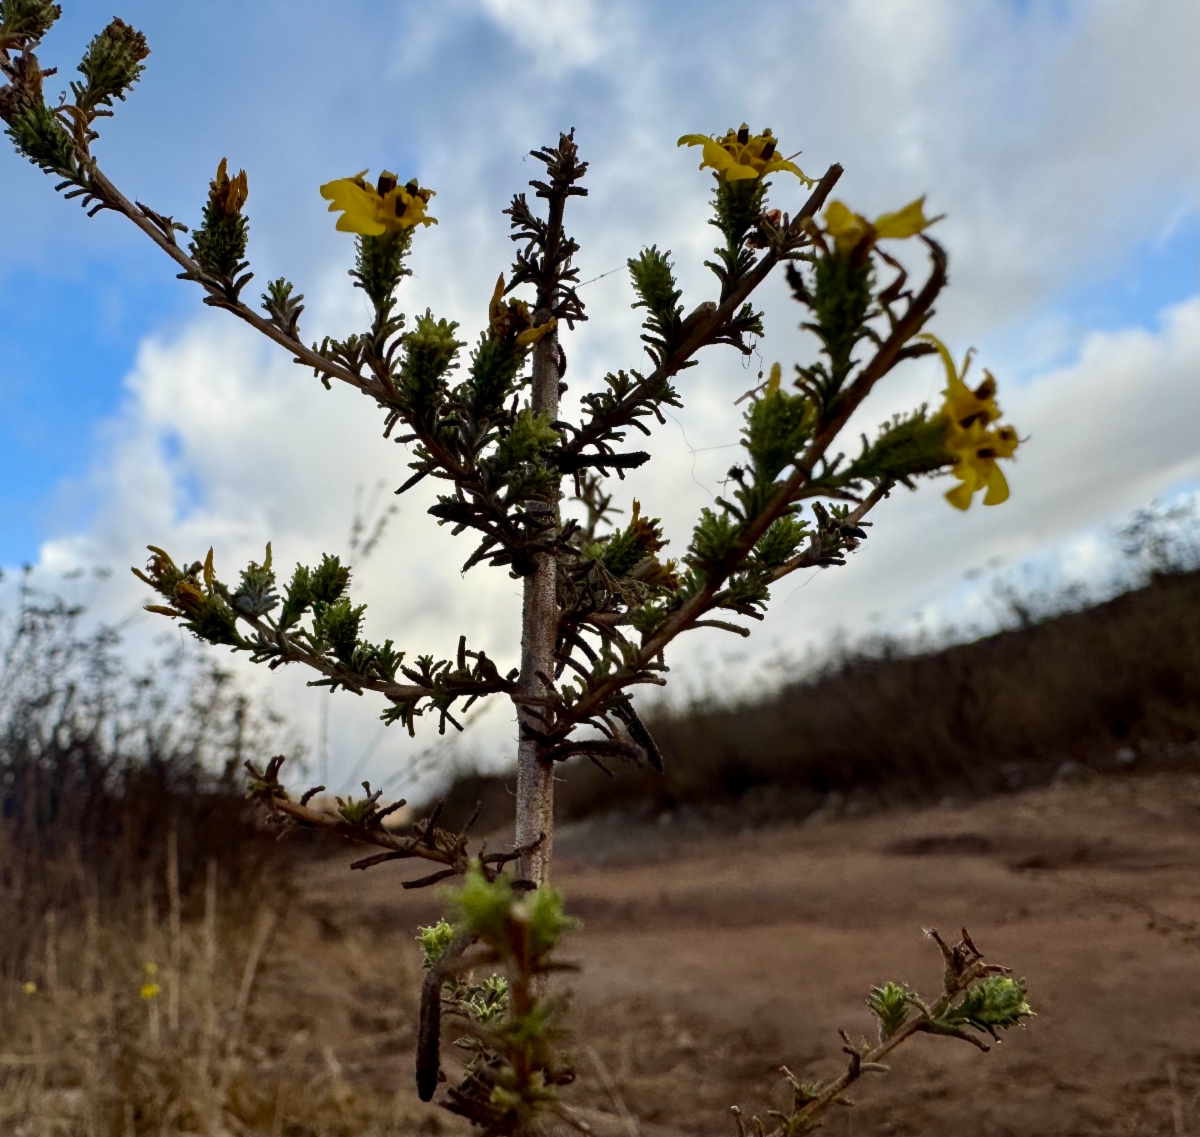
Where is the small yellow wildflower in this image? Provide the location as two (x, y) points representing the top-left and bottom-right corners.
(22, 980), (36, 995)
(822, 197), (936, 254)
(140, 961), (161, 1000)
(922, 334), (1020, 510)
(319, 170), (436, 237)
(488, 273), (556, 347)
(678, 125), (814, 186)
(208, 158), (248, 217)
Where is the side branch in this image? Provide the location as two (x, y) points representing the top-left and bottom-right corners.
(244, 756), (539, 887)
(564, 475), (893, 731)
(559, 242), (947, 728)
(673, 164), (845, 364)
(87, 168), (377, 395)
(768, 481), (893, 582)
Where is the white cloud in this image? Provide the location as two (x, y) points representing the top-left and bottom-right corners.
(478, 0), (612, 72)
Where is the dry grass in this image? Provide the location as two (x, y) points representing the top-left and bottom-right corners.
(0, 851), (445, 1137)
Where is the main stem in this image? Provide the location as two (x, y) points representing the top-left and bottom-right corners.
(515, 329), (560, 885)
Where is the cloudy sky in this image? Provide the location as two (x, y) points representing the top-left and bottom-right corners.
(2, 0), (1197, 794)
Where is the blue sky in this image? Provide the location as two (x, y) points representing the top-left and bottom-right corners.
(2, 0), (1197, 789)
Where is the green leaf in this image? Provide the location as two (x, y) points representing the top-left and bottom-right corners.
(3, 100), (77, 179)
(685, 507), (741, 577)
(232, 544), (278, 617)
(189, 162), (250, 283)
(743, 383), (815, 484)
(454, 863), (515, 945)
(753, 514), (809, 570)
(73, 17), (149, 112)
(494, 407), (561, 470)
(525, 884), (580, 963)
(312, 597), (366, 663)
(278, 564), (312, 629)
(846, 408), (951, 484)
(466, 332), (522, 419)
(416, 918), (458, 968)
(938, 975), (1034, 1040)
(794, 252), (874, 407)
(0, 0), (61, 47)
(309, 554), (351, 605)
(867, 980), (910, 1040)
(599, 500), (668, 578)
(400, 309), (463, 415)
(628, 245), (683, 362)
(352, 228), (412, 309)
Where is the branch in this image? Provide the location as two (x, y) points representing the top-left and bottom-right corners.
(737, 927), (1032, 1137)
(768, 481), (893, 583)
(86, 168), (375, 395)
(784, 928), (1019, 1133)
(243, 756), (537, 886)
(556, 240), (946, 732)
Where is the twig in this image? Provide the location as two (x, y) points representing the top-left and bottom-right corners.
(217, 906), (276, 1100)
(585, 1043), (639, 1137)
(166, 821), (182, 1034)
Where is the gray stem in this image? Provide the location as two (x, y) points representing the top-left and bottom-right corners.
(515, 327), (560, 885)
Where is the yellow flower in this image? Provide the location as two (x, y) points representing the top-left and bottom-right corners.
(921, 334), (1001, 430)
(320, 170), (436, 236)
(822, 197), (936, 254)
(923, 334), (1020, 510)
(140, 961), (161, 1000)
(488, 273), (557, 347)
(208, 158), (248, 217)
(677, 125), (814, 186)
(22, 981), (36, 996)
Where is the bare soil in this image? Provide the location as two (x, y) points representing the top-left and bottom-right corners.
(293, 770), (1199, 1136)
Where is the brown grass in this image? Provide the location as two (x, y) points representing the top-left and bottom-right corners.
(0, 848), (446, 1136)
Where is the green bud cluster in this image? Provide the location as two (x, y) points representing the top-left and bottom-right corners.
(0, 0), (61, 48)
(72, 17), (148, 114)
(422, 864), (579, 1132)
(938, 974), (1033, 1041)
(628, 245), (684, 365)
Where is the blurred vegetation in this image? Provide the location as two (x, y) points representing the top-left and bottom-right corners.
(0, 577), (442, 1135)
(0, 572), (294, 970)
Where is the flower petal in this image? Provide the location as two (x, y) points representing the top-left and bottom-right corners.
(873, 197), (933, 240)
(944, 480), (975, 510)
(699, 138), (736, 172)
(723, 161), (762, 181)
(516, 317), (558, 347)
(765, 157), (814, 185)
(918, 333), (963, 394)
(823, 201), (858, 236)
(983, 464), (1010, 506)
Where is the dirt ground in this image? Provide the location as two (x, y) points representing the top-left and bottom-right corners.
(290, 769), (1199, 1136)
